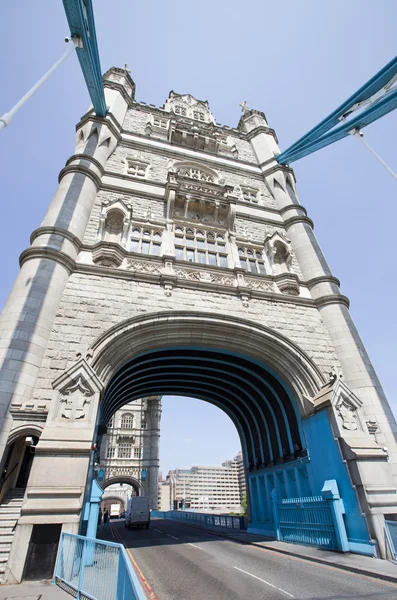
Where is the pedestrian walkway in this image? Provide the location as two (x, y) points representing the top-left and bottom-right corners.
(0, 579), (69, 599)
(153, 517), (397, 584)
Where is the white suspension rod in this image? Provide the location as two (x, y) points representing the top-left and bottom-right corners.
(349, 128), (397, 183)
(0, 36), (81, 131)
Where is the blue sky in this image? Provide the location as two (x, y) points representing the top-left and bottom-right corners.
(1, 1), (396, 474)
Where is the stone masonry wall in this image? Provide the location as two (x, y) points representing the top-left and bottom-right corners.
(31, 272), (339, 405)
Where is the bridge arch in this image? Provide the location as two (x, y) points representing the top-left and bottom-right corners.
(101, 475), (142, 497)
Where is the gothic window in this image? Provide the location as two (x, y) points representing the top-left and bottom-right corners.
(107, 445), (115, 459)
(238, 247), (267, 274)
(118, 443), (132, 458)
(153, 117), (167, 128)
(134, 447), (142, 459)
(130, 227), (162, 256)
(126, 158), (149, 178)
(175, 105), (187, 116)
(141, 420), (147, 429)
(104, 209), (124, 243)
(174, 227), (228, 267)
(241, 187), (259, 203)
(193, 110), (205, 122)
(107, 416), (114, 428)
(120, 413), (134, 429)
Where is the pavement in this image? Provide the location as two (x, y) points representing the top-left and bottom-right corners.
(106, 517), (397, 600)
(0, 579), (69, 599)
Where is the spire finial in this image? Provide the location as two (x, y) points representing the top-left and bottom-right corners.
(124, 63), (131, 74)
(240, 100), (250, 115)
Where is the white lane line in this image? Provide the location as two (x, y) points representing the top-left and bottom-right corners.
(154, 528), (164, 533)
(233, 566), (294, 598)
(166, 534), (179, 540)
(188, 543), (205, 550)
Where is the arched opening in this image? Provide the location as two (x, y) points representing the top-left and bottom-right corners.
(0, 427), (42, 502)
(103, 208), (124, 243)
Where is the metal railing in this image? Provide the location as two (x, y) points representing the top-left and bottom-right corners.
(275, 496), (339, 549)
(152, 510), (246, 530)
(385, 520), (397, 559)
(54, 532), (146, 600)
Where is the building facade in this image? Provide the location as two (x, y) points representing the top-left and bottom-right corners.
(159, 452), (246, 513)
(1, 65), (397, 581)
(99, 396), (161, 509)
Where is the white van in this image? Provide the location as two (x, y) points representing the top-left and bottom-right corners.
(125, 496), (150, 529)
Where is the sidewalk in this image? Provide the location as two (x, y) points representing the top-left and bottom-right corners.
(0, 580), (69, 599)
(155, 518), (397, 584)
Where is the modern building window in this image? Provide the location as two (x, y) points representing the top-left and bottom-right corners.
(107, 446), (115, 459)
(130, 227), (162, 256)
(238, 247), (266, 274)
(174, 227), (228, 267)
(118, 443), (132, 458)
(120, 414), (134, 429)
(134, 447), (142, 459)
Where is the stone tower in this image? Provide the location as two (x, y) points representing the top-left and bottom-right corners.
(1, 66), (397, 582)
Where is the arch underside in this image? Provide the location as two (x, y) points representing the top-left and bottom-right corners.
(101, 476), (142, 496)
(102, 347), (307, 470)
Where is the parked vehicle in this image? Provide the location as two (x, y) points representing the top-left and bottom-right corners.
(110, 503), (121, 519)
(125, 496), (150, 529)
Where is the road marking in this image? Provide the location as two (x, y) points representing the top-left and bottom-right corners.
(188, 543), (205, 550)
(233, 566), (295, 598)
(111, 524), (159, 600)
(154, 528), (164, 533)
(166, 533), (179, 540)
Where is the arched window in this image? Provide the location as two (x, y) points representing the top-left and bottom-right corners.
(130, 227), (162, 256)
(107, 445), (115, 459)
(238, 247), (266, 274)
(107, 416), (114, 429)
(121, 414), (134, 429)
(104, 209), (124, 243)
(174, 227), (228, 267)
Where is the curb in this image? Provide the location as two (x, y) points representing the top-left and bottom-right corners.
(153, 518), (397, 585)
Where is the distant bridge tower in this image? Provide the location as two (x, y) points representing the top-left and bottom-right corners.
(0, 67), (397, 582)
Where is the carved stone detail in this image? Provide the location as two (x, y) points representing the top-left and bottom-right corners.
(126, 260), (161, 274)
(245, 278), (275, 292)
(59, 376), (92, 420)
(93, 245), (124, 267)
(175, 268), (234, 286)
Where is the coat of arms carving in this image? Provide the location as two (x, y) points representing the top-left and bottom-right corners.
(59, 376), (92, 420)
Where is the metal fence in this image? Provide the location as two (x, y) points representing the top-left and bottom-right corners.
(275, 495), (339, 550)
(385, 520), (397, 559)
(54, 532), (146, 600)
(152, 510), (246, 530)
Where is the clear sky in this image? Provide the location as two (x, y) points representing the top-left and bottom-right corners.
(1, 1), (396, 475)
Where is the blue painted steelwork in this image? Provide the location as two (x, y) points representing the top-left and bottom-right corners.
(62, 0), (107, 116)
(385, 520), (397, 559)
(152, 510), (246, 531)
(277, 55), (397, 164)
(55, 532), (146, 600)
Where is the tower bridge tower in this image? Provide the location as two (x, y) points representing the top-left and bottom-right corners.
(0, 66), (397, 581)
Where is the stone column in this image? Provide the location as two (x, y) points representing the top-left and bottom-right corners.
(0, 68), (135, 464)
(241, 109), (397, 555)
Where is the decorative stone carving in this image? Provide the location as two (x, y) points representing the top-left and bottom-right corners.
(366, 420), (379, 436)
(174, 268), (234, 287)
(59, 376), (92, 420)
(264, 231), (294, 275)
(51, 358), (103, 425)
(336, 399), (358, 431)
(245, 278), (275, 292)
(126, 260), (161, 274)
(93, 245), (124, 268)
(275, 273), (300, 296)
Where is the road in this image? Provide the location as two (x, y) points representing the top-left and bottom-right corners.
(109, 518), (397, 600)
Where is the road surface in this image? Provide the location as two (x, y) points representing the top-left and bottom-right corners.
(109, 518), (397, 600)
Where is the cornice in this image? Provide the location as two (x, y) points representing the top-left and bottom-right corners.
(246, 126), (278, 144)
(104, 80), (134, 108)
(19, 247), (76, 274)
(30, 227), (82, 253)
(119, 134), (265, 179)
(261, 163), (295, 179)
(58, 164), (102, 189)
(65, 153), (105, 175)
(279, 203), (307, 217)
(314, 294), (350, 309)
(284, 215), (314, 229)
(75, 113), (122, 143)
(306, 275), (341, 289)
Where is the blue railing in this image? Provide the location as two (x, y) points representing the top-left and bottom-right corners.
(385, 520), (397, 559)
(276, 495), (339, 549)
(54, 532), (146, 600)
(152, 510), (246, 530)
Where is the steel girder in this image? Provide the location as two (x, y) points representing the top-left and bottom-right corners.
(62, 0), (107, 117)
(277, 55), (397, 165)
